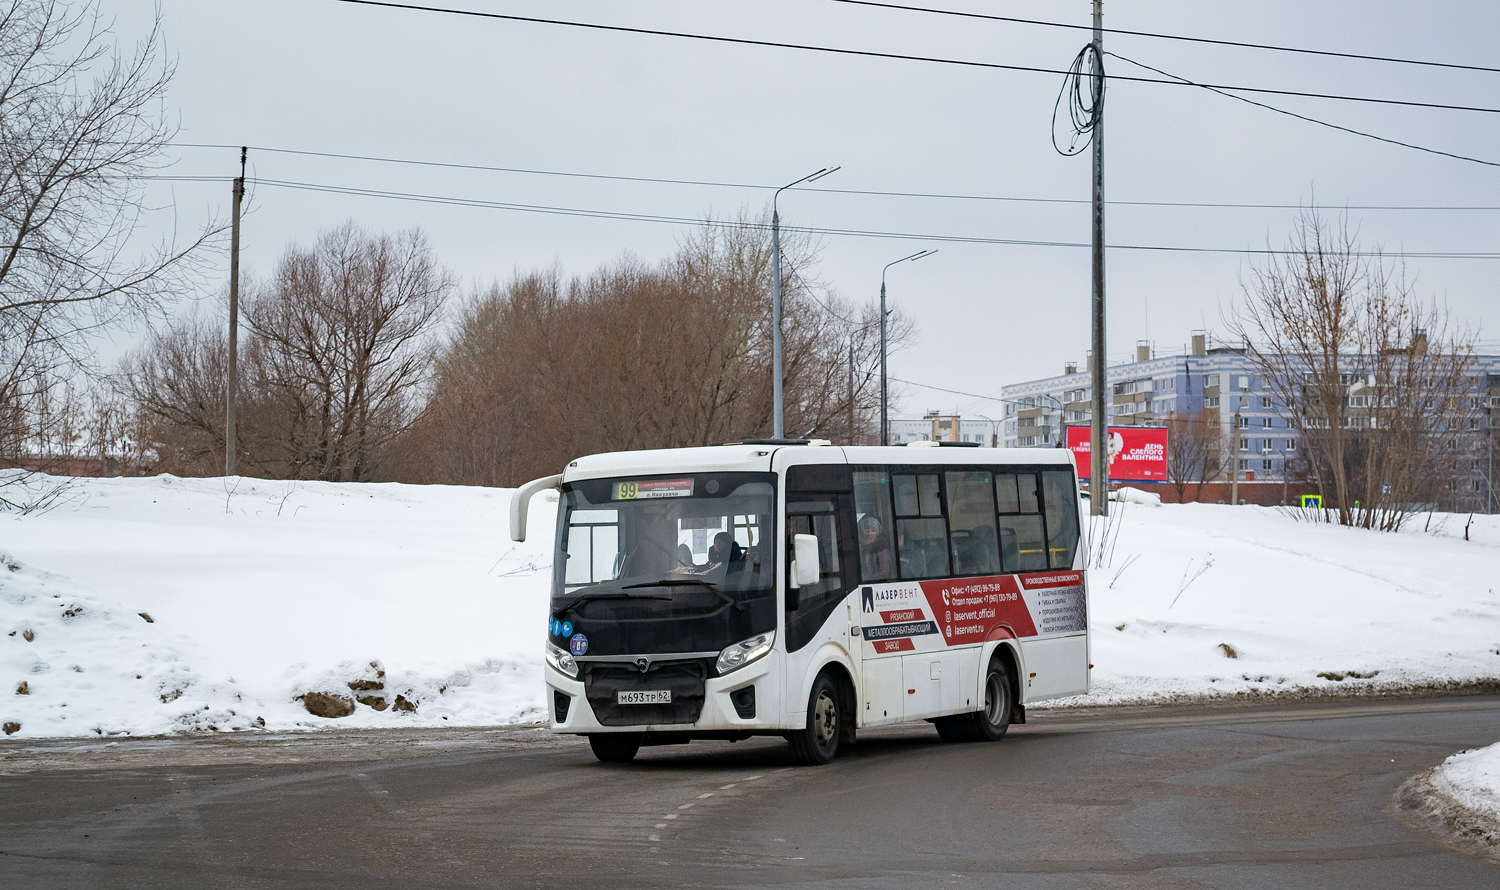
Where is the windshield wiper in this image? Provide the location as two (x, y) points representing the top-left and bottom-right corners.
(622, 577), (744, 612)
(552, 590), (670, 619)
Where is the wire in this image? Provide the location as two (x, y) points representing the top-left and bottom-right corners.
(164, 143), (1500, 212)
(242, 175), (1500, 259)
(325, 1), (1500, 115)
(829, 1), (1500, 75)
(889, 377), (1007, 404)
(1052, 43), (1104, 156)
(1106, 52), (1500, 169)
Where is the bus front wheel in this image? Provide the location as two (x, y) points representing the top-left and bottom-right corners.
(588, 733), (642, 763)
(787, 673), (841, 765)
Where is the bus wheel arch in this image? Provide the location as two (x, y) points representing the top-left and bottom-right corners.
(787, 669), (844, 765)
(990, 641), (1026, 725)
(816, 660), (858, 745)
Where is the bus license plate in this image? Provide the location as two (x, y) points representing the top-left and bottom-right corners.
(618, 690), (671, 705)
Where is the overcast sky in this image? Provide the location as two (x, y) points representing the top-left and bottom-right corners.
(109, 0), (1500, 418)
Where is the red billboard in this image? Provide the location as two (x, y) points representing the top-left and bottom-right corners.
(1065, 425), (1168, 483)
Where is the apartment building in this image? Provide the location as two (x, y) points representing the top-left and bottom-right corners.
(1000, 332), (1500, 509)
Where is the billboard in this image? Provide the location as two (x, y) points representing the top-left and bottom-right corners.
(1064, 425), (1169, 483)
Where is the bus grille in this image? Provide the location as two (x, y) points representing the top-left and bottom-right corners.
(583, 659), (708, 726)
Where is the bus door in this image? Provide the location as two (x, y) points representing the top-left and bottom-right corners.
(782, 465), (858, 722)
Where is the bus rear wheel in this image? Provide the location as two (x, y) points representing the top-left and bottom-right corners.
(588, 733), (642, 763)
(787, 673), (841, 765)
(935, 659), (1013, 743)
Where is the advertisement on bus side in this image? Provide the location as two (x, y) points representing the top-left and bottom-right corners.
(1064, 424), (1168, 482)
(857, 572), (1086, 656)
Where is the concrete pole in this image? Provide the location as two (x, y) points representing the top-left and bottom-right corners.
(1231, 407), (1241, 505)
(880, 278), (889, 446)
(225, 148), (245, 477)
(1088, 0), (1108, 515)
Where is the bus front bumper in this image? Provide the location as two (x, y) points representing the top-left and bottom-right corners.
(545, 657), (783, 734)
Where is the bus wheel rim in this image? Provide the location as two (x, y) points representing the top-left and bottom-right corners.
(814, 692), (837, 747)
(985, 674), (1004, 724)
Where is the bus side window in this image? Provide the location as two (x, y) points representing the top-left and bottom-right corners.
(853, 471), (897, 582)
(945, 471), (1001, 576)
(996, 472), (1047, 573)
(892, 473), (949, 579)
(1041, 470), (1080, 569)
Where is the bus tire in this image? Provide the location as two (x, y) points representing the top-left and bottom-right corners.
(933, 714), (978, 743)
(970, 658), (1014, 742)
(588, 733), (641, 763)
(787, 672), (841, 766)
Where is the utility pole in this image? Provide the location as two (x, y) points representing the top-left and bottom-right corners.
(1088, 0), (1108, 516)
(880, 249), (936, 446)
(848, 340), (856, 445)
(1230, 406), (1241, 505)
(771, 167), (839, 440)
(225, 147), (246, 477)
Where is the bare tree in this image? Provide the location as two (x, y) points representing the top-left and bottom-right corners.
(406, 213), (912, 487)
(241, 223), (453, 481)
(119, 224), (454, 481)
(0, 1), (214, 471)
(1230, 210), (1475, 529)
(1164, 409), (1222, 502)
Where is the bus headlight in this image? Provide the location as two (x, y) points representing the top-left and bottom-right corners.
(716, 631), (775, 675)
(546, 640), (579, 678)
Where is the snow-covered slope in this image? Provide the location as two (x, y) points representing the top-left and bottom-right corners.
(1075, 500), (1500, 704)
(1, 473), (552, 737)
(1, 472), (1497, 738)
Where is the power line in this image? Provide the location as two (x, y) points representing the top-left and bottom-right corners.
(1106, 52), (1500, 169)
(243, 175), (1500, 259)
(889, 376), (1007, 405)
(326, 0), (1500, 115)
(164, 144), (1500, 212)
(830, 0), (1500, 74)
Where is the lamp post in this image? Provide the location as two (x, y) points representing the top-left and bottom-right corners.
(880, 249), (937, 445)
(976, 413), (1001, 448)
(771, 166), (839, 439)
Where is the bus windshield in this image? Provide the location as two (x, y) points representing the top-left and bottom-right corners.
(551, 472), (777, 655)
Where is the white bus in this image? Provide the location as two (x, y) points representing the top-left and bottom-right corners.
(510, 440), (1088, 765)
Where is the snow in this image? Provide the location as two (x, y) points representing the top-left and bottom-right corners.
(1403, 742), (1500, 851)
(1433, 743), (1500, 825)
(1, 472), (553, 737)
(1072, 500), (1500, 705)
(2, 472), (1499, 740)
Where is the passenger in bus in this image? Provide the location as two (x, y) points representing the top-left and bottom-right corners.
(708, 531), (743, 571)
(897, 525), (926, 578)
(858, 515), (895, 580)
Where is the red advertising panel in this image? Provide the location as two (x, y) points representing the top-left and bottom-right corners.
(1065, 425), (1168, 482)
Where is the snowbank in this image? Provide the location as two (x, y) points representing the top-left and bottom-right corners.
(2, 472), (1498, 738)
(1401, 743), (1500, 853)
(1070, 501), (1500, 705)
(1, 473), (552, 737)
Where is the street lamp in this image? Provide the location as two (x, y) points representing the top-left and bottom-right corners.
(771, 166), (839, 439)
(880, 249), (937, 445)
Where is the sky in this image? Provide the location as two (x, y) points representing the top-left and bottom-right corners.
(105, 0), (1500, 419)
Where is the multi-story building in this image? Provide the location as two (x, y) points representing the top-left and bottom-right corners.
(1000, 332), (1500, 510)
(888, 412), (1000, 447)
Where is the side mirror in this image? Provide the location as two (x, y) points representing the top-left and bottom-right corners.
(509, 473), (562, 542)
(790, 533), (820, 589)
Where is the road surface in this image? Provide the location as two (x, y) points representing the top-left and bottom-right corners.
(2, 696), (1498, 888)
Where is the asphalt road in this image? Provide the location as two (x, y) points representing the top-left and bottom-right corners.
(2, 696), (1498, 888)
